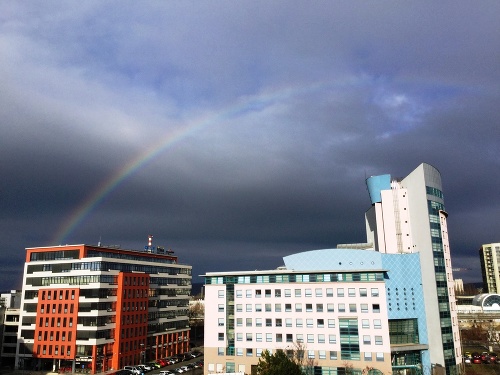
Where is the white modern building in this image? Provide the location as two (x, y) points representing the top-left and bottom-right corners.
(203, 163), (463, 375)
(480, 243), (500, 294)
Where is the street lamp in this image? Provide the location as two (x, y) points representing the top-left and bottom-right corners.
(140, 343), (145, 364)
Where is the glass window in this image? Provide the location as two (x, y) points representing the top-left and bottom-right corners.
(306, 303), (313, 312)
(361, 304), (368, 313)
(236, 304), (242, 312)
(265, 303), (271, 312)
(256, 318), (262, 327)
(275, 318), (282, 327)
(246, 304), (252, 312)
(296, 334), (303, 343)
(218, 347), (224, 356)
(236, 348), (243, 356)
(275, 303), (282, 312)
(284, 289), (291, 297)
(266, 333), (272, 342)
(256, 333), (262, 342)
(330, 351), (337, 360)
(236, 290), (242, 298)
(372, 304), (380, 313)
(317, 319), (324, 328)
(364, 352), (372, 361)
(307, 334), (314, 343)
(307, 319), (313, 328)
(375, 336), (383, 345)
(308, 350), (315, 359)
(329, 334), (336, 344)
(218, 304), (224, 312)
(338, 303), (345, 312)
(337, 288), (344, 297)
(376, 353), (384, 361)
(318, 334), (325, 343)
(362, 319), (370, 328)
(295, 303), (302, 312)
(246, 348), (253, 357)
(327, 303), (334, 312)
(295, 289), (302, 297)
(374, 319), (382, 329)
(296, 318), (303, 327)
(371, 288), (379, 297)
(305, 289), (312, 297)
(286, 318), (292, 327)
(218, 318), (224, 326)
(275, 289), (281, 297)
(348, 288), (356, 297)
(276, 333), (282, 342)
(285, 304), (292, 312)
(315, 288), (323, 297)
(255, 290), (262, 298)
(218, 290), (224, 298)
(363, 335), (371, 344)
(360, 288), (367, 297)
(265, 289), (271, 297)
(286, 334), (293, 342)
(349, 304), (357, 313)
(316, 303), (323, 312)
(246, 318), (252, 327)
(319, 350), (326, 359)
(328, 319), (335, 328)
(255, 304), (262, 312)
(326, 288), (333, 297)
(246, 333), (252, 341)
(218, 332), (224, 341)
(236, 318), (242, 327)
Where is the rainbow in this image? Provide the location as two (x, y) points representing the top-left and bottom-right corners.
(51, 78), (363, 244)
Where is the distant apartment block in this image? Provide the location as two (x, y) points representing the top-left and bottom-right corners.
(203, 163), (462, 375)
(480, 243), (500, 294)
(1, 290), (22, 369)
(16, 243), (192, 373)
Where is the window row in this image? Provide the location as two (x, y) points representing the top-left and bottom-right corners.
(35, 344), (72, 357)
(208, 272), (384, 285)
(39, 303), (76, 314)
(228, 302), (381, 314)
(232, 332), (384, 345)
(37, 330), (73, 342)
(40, 290), (76, 301)
(216, 347), (385, 362)
(38, 317), (73, 328)
(219, 318), (383, 330)
(220, 287), (380, 299)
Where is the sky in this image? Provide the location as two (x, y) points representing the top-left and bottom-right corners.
(1, 1), (499, 290)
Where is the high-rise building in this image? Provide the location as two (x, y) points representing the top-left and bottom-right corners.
(16, 243), (192, 373)
(1, 290), (22, 369)
(203, 163), (462, 375)
(365, 163), (461, 373)
(479, 243), (500, 294)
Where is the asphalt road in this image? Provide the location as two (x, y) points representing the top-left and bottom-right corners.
(147, 355), (203, 375)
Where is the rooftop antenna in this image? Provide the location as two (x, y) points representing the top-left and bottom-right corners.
(98, 235), (102, 247)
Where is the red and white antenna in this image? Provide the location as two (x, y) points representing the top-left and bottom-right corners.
(148, 234), (153, 247)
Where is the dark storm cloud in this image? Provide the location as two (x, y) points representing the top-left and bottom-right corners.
(1, 1), (499, 288)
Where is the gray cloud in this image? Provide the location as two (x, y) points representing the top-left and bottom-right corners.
(1, 1), (499, 288)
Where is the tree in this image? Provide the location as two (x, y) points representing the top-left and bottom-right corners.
(256, 349), (305, 375)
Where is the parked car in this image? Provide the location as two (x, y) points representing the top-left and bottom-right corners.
(123, 366), (141, 374)
(471, 352), (482, 364)
(159, 371), (174, 375)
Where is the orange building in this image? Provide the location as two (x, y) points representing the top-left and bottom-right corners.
(16, 244), (192, 373)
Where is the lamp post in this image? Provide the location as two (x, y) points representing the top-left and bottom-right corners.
(140, 343), (145, 364)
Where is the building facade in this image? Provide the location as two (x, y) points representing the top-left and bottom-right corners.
(479, 243), (500, 294)
(0, 290), (21, 369)
(16, 243), (192, 373)
(365, 163), (461, 374)
(203, 163), (462, 375)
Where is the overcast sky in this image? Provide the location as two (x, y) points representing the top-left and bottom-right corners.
(1, 1), (499, 290)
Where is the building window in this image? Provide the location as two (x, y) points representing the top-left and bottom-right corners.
(275, 303), (282, 312)
(236, 318), (242, 327)
(318, 334), (325, 343)
(371, 288), (379, 297)
(327, 303), (334, 312)
(330, 351), (337, 360)
(362, 319), (370, 328)
(246, 304), (252, 312)
(308, 350), (315, 359)
(306, 304), (313, 312)
(376, 353), (384, 361)
(364, 352), (372, 361)
(265, 289), (271, 297)
(329, 334), (336, 344)
(316, 288), (323, 297)
(361, 304), (368, 313)
(295, 303), (302, 312)
(246, 333), (253, 341)
(372, 304), (380, 313)
(255, 290), (262, 298)
(337, 288), (344, 297)
(296, 334), (303, 343)
(274, 318), (281, 327)
(338, 303), (345, 312)
(255, 304), (262, 312)
(275, 289), (281, 297)
(317, 319), (324, 328)
(349, 304), (357, 313)
(374, 319), (382, 329)
(285, 289), (291, 297)
(286, 334), (293, 342)
(218, 333), (224, 341)
(305, 289), (312, 297)
(285, 303), (292, 312)
(236, 290), (242, 298)
(363, 335), (371, 344)
(265, 303), (271, 312)
(326, 288), (333, 297)
(218, 318), (224, 326)
(286, 318), (292, 327)
(375, 336), (383, 345)
(316, 303), (324, 312)
(295, 289), (302, 297)
(236, 304), (242, 312)
(296, 318), (303, 327)
(218, 348), (224, 356)
(276, 334), (282, 342)
(307, 334), (314, 343)
(307, 319), (313, 328)
(256, 318), (262, 327)
(319, 350), (326, 359)
(218, 290), (224, 298)
(266, 333), (272, 342)
(236, 333), (242, 341)
(246, 289), (252, 298)
(328, 319), (335, 328)
(236, 348), (243, 356)
(360, 288), (367, 297)
(246, 348), (253, 357)
(348, 288), (356, 297)
(256, 333), (262, 342)
(246, 318), (252, 327)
